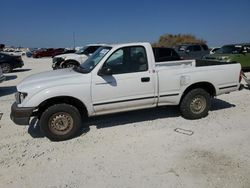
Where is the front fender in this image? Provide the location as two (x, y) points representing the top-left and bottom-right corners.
(20, 84), (94, 116)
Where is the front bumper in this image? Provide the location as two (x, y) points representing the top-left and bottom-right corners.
(10, 102), (35, 125)
(52, 57), (64, 69)
(13, 61), (24, 69)
(52, 62), (58, 69)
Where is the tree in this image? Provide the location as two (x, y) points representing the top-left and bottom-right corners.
(152, 34), (206, 47)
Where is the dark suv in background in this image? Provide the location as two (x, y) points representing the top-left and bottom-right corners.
(0, 52), (24, 73)
(174, 43), (209, 60)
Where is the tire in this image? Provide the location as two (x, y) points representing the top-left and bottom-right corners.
(180, 88), (211, 120)
(0, 63), (12, 73)
(40, 104), (82, 141)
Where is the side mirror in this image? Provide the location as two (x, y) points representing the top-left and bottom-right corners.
(98, 67), (113, 76)
(185, 49), (190, 53)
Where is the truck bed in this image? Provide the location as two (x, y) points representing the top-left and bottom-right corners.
(155, 59), (239, 70)
(195, 60), (238, 67)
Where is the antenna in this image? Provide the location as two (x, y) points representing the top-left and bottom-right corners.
(73, 32), (76, 50)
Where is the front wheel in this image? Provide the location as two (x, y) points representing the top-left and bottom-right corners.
(180, 88), (211, 119)
(40, 104), (82, 141)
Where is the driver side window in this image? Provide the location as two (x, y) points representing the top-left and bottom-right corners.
(103, 46), (148, 75)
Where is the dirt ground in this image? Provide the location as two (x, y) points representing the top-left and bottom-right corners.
(0, 57), (250, 188)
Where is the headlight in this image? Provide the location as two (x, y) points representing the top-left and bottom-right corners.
(15, 92), (28, 104)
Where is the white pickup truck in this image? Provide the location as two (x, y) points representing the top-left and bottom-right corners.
(52, 44), (104, 69)
(11, 42), (242, 141)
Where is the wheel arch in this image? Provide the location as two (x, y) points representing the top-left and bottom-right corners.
(180, 82), (216, 103)
(37, 96), (88, 119)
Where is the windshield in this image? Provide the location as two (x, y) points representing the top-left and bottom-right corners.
(177, 45), (187, 51)
(75, 46), (88, 54)
(215, 45), (242, 54)
(77, 47), (111, 73)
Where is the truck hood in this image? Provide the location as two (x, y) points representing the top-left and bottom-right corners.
(17, 68), (89, 92)
(55, 53), (88, 59)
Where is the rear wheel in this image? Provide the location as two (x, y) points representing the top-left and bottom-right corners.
(180, 88), (211, 119)
(0, 63), (12, 73)
(40, 104), (82, 141)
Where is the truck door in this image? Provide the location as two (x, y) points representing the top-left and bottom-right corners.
(92, 46), (156, 114)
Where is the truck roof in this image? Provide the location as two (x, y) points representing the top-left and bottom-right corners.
(104, 42), (150, 48)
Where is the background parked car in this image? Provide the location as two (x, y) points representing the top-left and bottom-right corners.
(51, 48), (76, 58)
(26, 48), (38, 58)
(52, 44), (104, 69)
(174, 43), (209, 60)
(33, 48), (65, 58)
(0, 67), (5, 83)
(203, 43), (250, 71)
(209, 47), (220, 54)
(61, 49), (76, 54)
(3, 49), (26, 56)
(0, 52), (24, 73)
(153, 47), (181, 62)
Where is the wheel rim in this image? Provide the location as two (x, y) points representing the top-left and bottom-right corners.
(48, 112), (74, 135)
(190, 95), (206, 114)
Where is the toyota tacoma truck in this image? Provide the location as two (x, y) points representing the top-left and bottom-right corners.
(11, 42), (242, 141)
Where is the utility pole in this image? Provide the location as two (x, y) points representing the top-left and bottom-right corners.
(73, 32), (76, 50)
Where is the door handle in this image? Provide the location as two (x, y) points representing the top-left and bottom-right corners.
(141, 77), (150, 82)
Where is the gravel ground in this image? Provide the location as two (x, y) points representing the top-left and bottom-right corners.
(0, 57), (250, 188)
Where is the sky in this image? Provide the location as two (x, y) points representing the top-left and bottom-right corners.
(1, 0), (250, 48)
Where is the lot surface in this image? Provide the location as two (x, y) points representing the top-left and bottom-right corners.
(0, 57), (250, 188)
